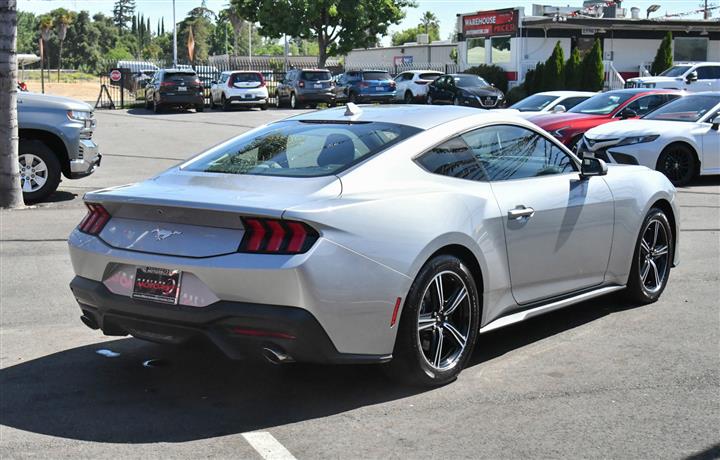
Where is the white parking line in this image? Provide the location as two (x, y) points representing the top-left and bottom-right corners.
(242, 431), (297, 460)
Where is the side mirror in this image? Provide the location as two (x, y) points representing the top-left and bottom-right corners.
(686, 71), (698, 83)
(711, 116), (720, 131)
(552, 104), (567, 113)
(580, 157), (608, 178)
(620, 108), (638, 119)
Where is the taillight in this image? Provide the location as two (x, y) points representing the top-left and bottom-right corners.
(160, 81), (173, 87)
(239, 217), (318, 254)
(228, 78), (233, 88)
(78, 203), (110, 235)
(298, 80), (305, 88)
(360, 82), (369, 88)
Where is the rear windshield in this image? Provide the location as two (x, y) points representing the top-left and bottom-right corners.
(301, 71), (331, 81)
(569, 92), (634, 115)
(163, 72), (197, 83)
(182, 121), (421, 177)
(363, 71), (392, 81)
(232, 73), (262, 82)
(419, 72), (442, 80)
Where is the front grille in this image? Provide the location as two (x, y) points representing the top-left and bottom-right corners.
(77, 144), (85, 159)
(479, 96), (498, 108)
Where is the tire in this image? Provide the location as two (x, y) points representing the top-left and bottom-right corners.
(427, 94), (434, 105)
(260, 102), (268, 111)
(18, 139), (62, 204)
(290, 92), (302, 109)
(222, 95), (230, 111)
(144, 97), (150, 110)
(275, 92), (282, 108)
(404, 91), (414, 104)
(656, 144), (697, 186)
(196, 104), (204, 112)
(624, 207), (674, 304)
(384, 254), (480, 387)
(453, 97), (461, 106)
(348, 92), (358, 104)
(153, 98), (162, 114)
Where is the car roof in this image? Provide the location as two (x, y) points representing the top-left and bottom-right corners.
(606, 88), (681, 95)
(162, 68), (196, 74)
(535, 91), (597, 97)
(281, 104), (523, 130)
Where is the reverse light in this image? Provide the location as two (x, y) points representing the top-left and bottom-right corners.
(615, 134), (660, 146)
(239, 217), (319, 254)
(78, 203), (110, 235)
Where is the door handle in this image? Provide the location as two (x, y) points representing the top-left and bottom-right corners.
(508, 205), (535, 220)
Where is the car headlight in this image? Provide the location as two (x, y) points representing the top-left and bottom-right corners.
(615, 134), (660, 146)
(551, 126), (571, 139)
(67, 110), (92, 121)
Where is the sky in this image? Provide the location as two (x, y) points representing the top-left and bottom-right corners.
(18, 0), (709, 46)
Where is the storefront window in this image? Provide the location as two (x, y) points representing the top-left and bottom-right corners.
(467, 38), (486, 65)
(491, 36), (511, 63)
(674, 37), (708, 62)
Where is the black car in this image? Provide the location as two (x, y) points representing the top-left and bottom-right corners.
(145, 69), (205, 113)
(427, 74), (505, 108)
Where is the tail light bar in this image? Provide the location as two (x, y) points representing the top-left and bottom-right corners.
(239, 217), (319, 254)
(78, 203), (110, 235)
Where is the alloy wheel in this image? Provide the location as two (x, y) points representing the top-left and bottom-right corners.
(639, 217), (670, 295)
(290, 93), (297, 109)
(659, 149), (692, 184)
(417, 270), (473, 371)
(18, 153), (48, 193)
(404, 91), (413, 104)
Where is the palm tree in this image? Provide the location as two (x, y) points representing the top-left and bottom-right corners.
(56, 12), (71, 82)
(0, 0), (24, 208)
(420, 11), (438, 35)
(39, 15), (53, 80)
(225, 7), (243, 55)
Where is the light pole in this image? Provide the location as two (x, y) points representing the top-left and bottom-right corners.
(172, 0), (177, 67)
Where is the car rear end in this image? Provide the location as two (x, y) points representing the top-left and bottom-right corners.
(411, 72), (442, 100)
(295, 70), (335, 105)
(67, 118), (422, 364)
(158, 71), (204, 109)
(224, 72), (269, 108)
(356, 71), (396, 102)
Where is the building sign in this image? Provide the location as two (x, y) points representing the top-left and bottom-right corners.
(394, 55), (413, 66)
(462, 8), (518, 37)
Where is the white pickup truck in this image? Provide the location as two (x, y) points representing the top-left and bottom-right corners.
(625, 62), (720, 92)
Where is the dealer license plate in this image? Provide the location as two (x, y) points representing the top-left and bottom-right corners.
(314, 83), (322, 88)
(132, 267), (182, 305)
(375, 86), (384, 91)
(178, 86), (187, 92)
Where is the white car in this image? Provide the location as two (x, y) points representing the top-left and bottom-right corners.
(393, 70), (444, 103)
(210, 71), (269, 110)
(626, 62), (720, 92)
(508, 91), (596, 115)
(580, 92), (720, 185)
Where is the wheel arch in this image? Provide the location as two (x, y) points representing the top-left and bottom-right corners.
(19, 129), (70, 177)
(420, 243), (485, 312)
(650, 198), (678, 266)
(657, 141), (700, 172)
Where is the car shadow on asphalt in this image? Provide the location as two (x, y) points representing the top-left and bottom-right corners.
(0, 294), (641, 444)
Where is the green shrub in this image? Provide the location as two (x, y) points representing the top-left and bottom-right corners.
(464, 64), (509, 94)
(581, 39), (604, 92)
(505, 85), (527, 105)
(543, 41), (565, 91)
(564, 47), (582, 90)
(651, 31), (673, 76)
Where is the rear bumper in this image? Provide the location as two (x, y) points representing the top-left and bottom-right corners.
(71, 276), (391, 364)
(357, 93), (395, 103)
(158, 94), (204, 106)
(226, 96), (268, 105)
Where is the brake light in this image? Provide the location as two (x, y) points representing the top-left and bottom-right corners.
(78, 203), (110, 235)
(160, 81), (173, 87)
(298, 80), (305, 88)
(239, 217), (318, 254)
(258, 73), (266, 87)
(228, 77), (233, 88)
(360, 82), (369, 88)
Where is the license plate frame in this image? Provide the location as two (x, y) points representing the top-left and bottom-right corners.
(177, 86), (187, 92)
(375, 86), (384, 91)
(132, 267), (182, 305)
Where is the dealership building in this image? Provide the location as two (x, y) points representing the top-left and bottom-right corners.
(346, 2), (720, 87)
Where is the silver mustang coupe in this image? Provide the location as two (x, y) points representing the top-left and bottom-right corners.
(68, 104), (679, 386)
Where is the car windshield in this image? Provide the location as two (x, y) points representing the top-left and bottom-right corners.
(659, 66), (692, 77)
(232, 73), (262, 82)
(510, 94), (558, 112)
(182, 121), (421, 177)
(643, 95), (720, 122)
(301, 71), (331, 81)
(569, 92), (635, 115)
(453, 75), (489, 87)
(363, 71), (392, 81)
(419, 72), (442, 80)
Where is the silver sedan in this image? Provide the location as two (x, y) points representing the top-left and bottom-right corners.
(68, 104), (679, 386)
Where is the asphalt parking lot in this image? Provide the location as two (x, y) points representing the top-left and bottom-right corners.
(1, 107), (719, 459)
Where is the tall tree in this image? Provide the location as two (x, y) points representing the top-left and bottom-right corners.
(419, 10), (438, 34)
(161, 17), (164, 35)
(543, 41), (565, 91)
(564, 47), (582, 90)
(38, 14), (52, 78)
(650, 31), (673, 76)
(581, 38), (604, 92)
(391, 24), (439, 46)
(233, 0), (415, 68)
(55, 10), (71, 81)
(112, 0), (135, 34)
(0, 0), (23, 208)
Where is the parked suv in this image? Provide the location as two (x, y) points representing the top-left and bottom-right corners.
(626, 62), (720, 92)
(145, 69), (205, 113)
(210, 71), (269, 110)
(334, 70), (396, 103)
(276, 69), (335, 109)
(393, 70), (443, 103)
(17, 92), (101, 203)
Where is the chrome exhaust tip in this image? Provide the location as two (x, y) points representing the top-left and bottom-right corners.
(262, 347), (294, 365)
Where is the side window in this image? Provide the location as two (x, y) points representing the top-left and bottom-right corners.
(559, 97), (587, 110)
(696, 66), (720, 79)
(416, 137), (486, 181)
(461, 125), (576, 181)
(623, 95), (667, 116)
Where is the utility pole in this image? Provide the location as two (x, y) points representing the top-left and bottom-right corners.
(705, 0), (709, 19)
(172, 0), (177, 67)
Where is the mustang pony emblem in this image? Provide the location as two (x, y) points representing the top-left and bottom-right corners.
(151, 228), (182, 241)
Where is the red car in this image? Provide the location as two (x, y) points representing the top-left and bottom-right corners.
(527, 89), (684, 149)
